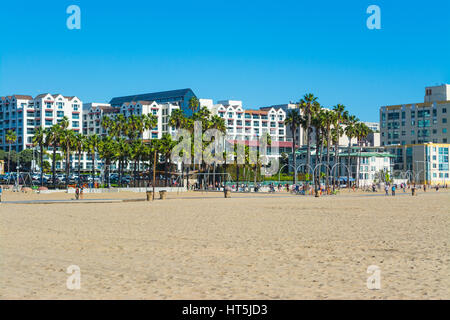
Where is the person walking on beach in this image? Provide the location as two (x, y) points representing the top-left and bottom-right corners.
(385, 185), (389, 196)
(0, 185), (3, 203)
(75, 185), (80, 200)
(391, 185), (396, 196)
(80, 185), (84, 200)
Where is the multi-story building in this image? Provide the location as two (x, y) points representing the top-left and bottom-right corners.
(0, 93), (82, 152)
(109, 88), (196, 115)
(380, 84), (449, 146)
(116, 101), (179, 139)
(385, 143), (449, 185)
(200, 99), (292, 161)
(82, 103), (117, 136)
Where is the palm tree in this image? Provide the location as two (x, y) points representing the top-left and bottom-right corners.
(86, 134), (101, 187)
(32, 126), (46, 186)
(73, 132), (86, 185)
(322, 110), (335, 191)
(116, 138), (130, 187)
(344, 115), (358, 189)
(149, 139), (162, 199)
(298, 94), (319, 178)
(169, 109), (188, 185)
(168, 109), (186, 130)
(60, 129), (76, 189)
(159, 133), (177, 186)
(332, 104), (347, 189)
(354, 122), (371, 188)
(285, 109), (302, 184)
(98, 135), (117, 188)
(311, 109), (327, 193)
(45, 117), (68, 188)
(5, 130), (17, 173)
(188, 96), (200, 114)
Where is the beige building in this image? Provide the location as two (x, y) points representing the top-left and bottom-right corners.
(380, 84), (449, 146)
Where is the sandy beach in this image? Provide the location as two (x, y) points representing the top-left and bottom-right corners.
(0, 189), (449, 299)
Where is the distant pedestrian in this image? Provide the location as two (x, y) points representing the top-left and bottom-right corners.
(385, 185), (389, 196)
(391, 185), (396, 196)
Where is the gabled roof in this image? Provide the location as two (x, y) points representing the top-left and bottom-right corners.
(110, 88), (194, 106)
(35, 93), (52, 99)
(245, 110), (268, 115)
(13, 95), (33, 100)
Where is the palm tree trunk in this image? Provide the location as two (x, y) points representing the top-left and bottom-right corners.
(118, 158), (122, 187)
(164, 157), (169, 187)
(152, 150), (157, 199)
(326, 127), (331, 192)
(292, 125), (297, 185)
(106, 159), (111, 188)
(52, 141), (57, 189)
(236, 163), (240, 191)
(315, 129), (320, 193)
(306, 110), (311, 180)
(40, 145), (44, 186)
(347, 139), (352, 189)
(78, 150), (82, 185)
(334, 138), (339, 191)
(65, 147), (70, 189)
(91, 152), (95, 188)
(7, 143), (11, 173)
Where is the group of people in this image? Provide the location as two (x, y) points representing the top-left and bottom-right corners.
(382, 182), (447, 196)
(74, 184), (84, 200)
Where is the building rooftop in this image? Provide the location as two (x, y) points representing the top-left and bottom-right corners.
(110, 88), (194, 106)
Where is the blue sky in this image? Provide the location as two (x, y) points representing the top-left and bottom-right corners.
(1, 0), (449, 122)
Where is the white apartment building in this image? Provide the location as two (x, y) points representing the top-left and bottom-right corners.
(201, 99), (287, 142)
(200, 99), (292, 161)
(0, 93), (82, 152)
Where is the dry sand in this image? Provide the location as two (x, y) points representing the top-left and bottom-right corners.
(0, 189), (449, 299)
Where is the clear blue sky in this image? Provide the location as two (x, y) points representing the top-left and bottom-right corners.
(1, 0), (449, 122)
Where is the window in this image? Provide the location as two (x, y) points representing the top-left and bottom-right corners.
(45, 111), (53, 117)
(443, 108), (447, 114)
(72, 121), (79, 128)
(443, 128), (448, 134)
(72, 113), (79, 119)
(443, 118), (447, 124)
(57, 111), (64, 117)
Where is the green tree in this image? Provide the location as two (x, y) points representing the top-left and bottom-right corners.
(32, 126), (46, 185)
(86, 134), (101, 187)
(5, 129), (17, 173)
(285, 109), (302, 184)
(298, 94), (319, 179)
